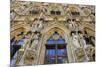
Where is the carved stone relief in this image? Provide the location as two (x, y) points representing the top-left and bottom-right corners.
(15, 49), (24, 64)
(24, 48), (36, 65)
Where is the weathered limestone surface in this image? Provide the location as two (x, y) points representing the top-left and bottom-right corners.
(10, 1), (95, 66)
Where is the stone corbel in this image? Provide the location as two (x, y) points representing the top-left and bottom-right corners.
(85, 45), (95, 61)
(75, 48), (86, 62)
(23, 48), (36, 65)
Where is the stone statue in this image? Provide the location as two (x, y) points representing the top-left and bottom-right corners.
(37, 20), (43, 32)
(15, 4), (29, 15)
(31, 33), (39, 50)
(90, 14), (95, 24)
(34, 20), (43, 33)
(72, 33), (80, 50)
(71, 19), (76, 30)
(78, 33), (87, 48)
(32, 19), (38, 32)
(69, 22), (73, 31)
(90, 36), (95, 46)
(67, 19), (74, 31)
(75, 23), (79, 31)
(78, 31), (90, 61)
(22, 35), (30, 48)
(71, 19), (79, 31)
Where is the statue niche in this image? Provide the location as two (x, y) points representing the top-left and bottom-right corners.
(31, 32), (40, 50)
(34, 18), (44, 33)
(78, 31), (87, 48)
(71, 31), (80, 50)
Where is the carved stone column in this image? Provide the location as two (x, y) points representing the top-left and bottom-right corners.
(15, 49), (24, 65)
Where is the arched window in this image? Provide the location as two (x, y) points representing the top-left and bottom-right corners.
(51, 11), (55, 15)
(56, 11), (61, 15)
(50, 11), (61, 15)
(45, 32), (68, 64)
(30, 9), (39, 15)
(47, 37), (65, 45)
(47, 32), (65, 45)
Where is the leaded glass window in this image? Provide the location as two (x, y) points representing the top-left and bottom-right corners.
(45, 32), (68, 64)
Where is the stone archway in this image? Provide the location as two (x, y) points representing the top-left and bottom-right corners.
(36, 26), (74, 64)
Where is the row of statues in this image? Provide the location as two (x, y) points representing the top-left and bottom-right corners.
(10, 16), (95, 65)
(71, 31), (87, 50)
(11, 17), (95, 53)
(10, 17), (44, 61)
(71, 31), (95, 61)
(71, 31), (89, 61)
(67, 19), (80, 32)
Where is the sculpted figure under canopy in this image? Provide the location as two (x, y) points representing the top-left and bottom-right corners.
(34, 19), (44, 33)
(71, 32), (80, 50)
(71, 19), (79, 31)
(31, 33), (39, 50)
(78, 32), (87, 48)
(67, 19), (74, 31)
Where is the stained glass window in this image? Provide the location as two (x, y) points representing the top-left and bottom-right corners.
(45, 32), (68, 64)
(47, 32), (65, 45)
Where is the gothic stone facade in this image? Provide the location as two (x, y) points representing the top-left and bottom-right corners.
(10, 1), (95, 67)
